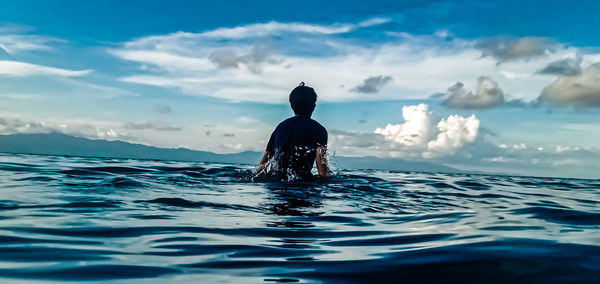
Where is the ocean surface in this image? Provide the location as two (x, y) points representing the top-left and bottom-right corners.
(0, 153), (598, 283)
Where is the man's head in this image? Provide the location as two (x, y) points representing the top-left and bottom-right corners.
(289, 82), (317, 115)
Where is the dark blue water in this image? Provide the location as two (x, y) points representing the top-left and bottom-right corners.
(0, 153), (598, 283)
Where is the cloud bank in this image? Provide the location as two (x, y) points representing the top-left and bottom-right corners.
(112, 19), (583, 105)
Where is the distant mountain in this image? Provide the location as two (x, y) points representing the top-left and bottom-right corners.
(0, 133), (462, 173)
(0, 133), (261, 164)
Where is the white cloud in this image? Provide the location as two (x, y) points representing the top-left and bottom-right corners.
(539, 64), (600, 107)
(330, 118), (600, 178)
(357, 17), (391, 27)
(329, 104), (482, 159)
(0, 60), (93, 77)
(372, 104), (480, 158)
(374, 104), (440, 148)
(198, 21), (354, 39)
(121, 17), (388, 50)
(0, 33), (59, 54)
(426, 114), (479, 155)
(112, 21), (583, 104)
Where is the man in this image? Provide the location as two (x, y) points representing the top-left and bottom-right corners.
(259, 82), (328, 179)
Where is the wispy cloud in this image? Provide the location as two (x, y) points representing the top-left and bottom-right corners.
(112, 20), (582, 104)
(197, 21), (354, 39)
(0, 31), (61, 54)
(0, 60), (93, 77)
(124, 121), (182, 131)
(357, 17), (391, 27)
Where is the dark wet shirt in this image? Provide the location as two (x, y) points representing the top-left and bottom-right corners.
(266, 115), (327, 177)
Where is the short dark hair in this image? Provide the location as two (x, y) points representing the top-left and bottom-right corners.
(289, 82), (317, 115)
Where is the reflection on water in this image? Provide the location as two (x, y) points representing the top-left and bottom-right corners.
(0, 153), (599, 283)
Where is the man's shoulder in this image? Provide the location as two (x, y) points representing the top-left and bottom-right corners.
(275, 116), (296, 128)
(309, 119), (327, 134)
(276, 116), (327, 133)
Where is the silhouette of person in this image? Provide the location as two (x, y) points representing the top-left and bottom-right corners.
(258, 82), (328, 179)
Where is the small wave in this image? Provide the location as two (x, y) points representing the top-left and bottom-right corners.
(105, 177), (145, 188)
(515, 206), (600, 226)
(137, 197), (261, 212)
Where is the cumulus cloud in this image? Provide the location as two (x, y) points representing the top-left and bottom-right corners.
(374, 104), (440, 148)
(327, 104), (481, 159)
(350, 75), (393, 94)
(443, 76), (505, 109)
(0, 60), (93, 77)
(538, 64), (600, 107)
(123, 122), (182, 131)
(373, 104), (480, 157)
(475, 36), (551, 62)
(425, 114), (479, 155)
(537, 57), (582, 76)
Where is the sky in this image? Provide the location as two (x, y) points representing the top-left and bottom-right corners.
(1, 0), (600, 178)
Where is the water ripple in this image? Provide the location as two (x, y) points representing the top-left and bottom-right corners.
(0, 153), (598, 282)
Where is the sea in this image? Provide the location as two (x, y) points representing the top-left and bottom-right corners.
(0, 153), (598, 283)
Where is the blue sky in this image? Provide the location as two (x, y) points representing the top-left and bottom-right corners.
(1, 0), (600, 178)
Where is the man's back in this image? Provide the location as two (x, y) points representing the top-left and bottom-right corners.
(266, 115), (327, 177)
(258, 82), (328, 179)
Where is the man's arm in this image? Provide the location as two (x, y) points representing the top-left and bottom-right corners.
(259, 129), (277, 173)
(316, 146), (328, 177)
(258, 151), (272, 174)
